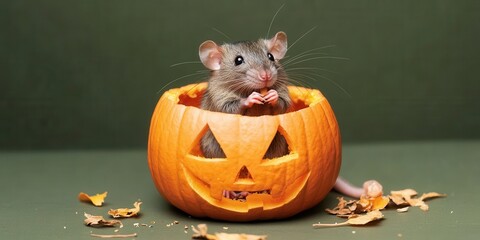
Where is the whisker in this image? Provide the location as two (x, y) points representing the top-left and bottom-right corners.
(283, 45), (336, 64)
(157, 70), (208, 94)
(283, 76), (314, 89)
(287, 26), (317, 52)
(286, 67), (339, 74)
(286, 56), (350, 66)
(266, 3), (285, 38)
(211, 27), (232, 41)
(283, 52), (329, 66)
(299, 72), (351, 98)
(170, 61), (202, 68)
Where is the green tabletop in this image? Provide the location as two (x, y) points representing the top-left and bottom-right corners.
(1, 140), (478, 239)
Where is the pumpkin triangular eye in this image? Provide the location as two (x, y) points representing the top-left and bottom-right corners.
(263, 130), (291, 159)
(195, 125), (226, 158)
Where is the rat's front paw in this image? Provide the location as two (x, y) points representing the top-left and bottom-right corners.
(242, 92), (264, 108)
(262, 89), (279, 106)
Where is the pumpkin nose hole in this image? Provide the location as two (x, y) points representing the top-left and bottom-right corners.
(235, 166), (254, 184)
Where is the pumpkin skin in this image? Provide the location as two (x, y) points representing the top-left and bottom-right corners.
(148, 82), (341, 221)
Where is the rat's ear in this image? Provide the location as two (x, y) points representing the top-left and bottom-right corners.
(199, 40), (222, 70)
(266, 31), (288, 60)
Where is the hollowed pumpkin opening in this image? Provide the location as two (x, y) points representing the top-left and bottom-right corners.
(177, 83), (310, 112)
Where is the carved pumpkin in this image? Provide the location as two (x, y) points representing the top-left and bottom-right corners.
(148, 82), (341, 221)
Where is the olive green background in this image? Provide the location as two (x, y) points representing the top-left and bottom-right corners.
(1, 2), (480, 239)
(1, 0), (479, 150)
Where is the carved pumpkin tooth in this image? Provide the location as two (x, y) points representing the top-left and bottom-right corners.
(148, 82), (341, 221)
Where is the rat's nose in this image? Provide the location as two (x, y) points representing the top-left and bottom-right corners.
(259, 70), (272, 81)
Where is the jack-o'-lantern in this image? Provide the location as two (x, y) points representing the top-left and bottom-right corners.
(148, 82), (341, 221)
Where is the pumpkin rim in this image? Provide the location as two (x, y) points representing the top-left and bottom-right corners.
(163, 82), (327, 117)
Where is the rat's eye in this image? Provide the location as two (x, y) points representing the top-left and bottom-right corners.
(234, 56), (244, 66)
(267, 53), (275, 61)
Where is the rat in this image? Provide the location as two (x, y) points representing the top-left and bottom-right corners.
(198, 31), (378, 199)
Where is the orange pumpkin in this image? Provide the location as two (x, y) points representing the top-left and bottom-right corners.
(148, 82), (341, 221)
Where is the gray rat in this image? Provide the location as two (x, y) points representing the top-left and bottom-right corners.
(199, 31), (290, 159)
(197, 32), (378, 199)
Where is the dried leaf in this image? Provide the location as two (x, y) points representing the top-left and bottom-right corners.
(108, 201), (142, 218)
(192, 224), (267, 240)
(215, 233), (267, 240)
(78, 192), (108, 207)
(313, 210), (384, 227)
(390, 190), (446, 212)
(84, 213), (122, 228)
(390, 189), (418, 199)
(419, 192), (447, 201)
(322, 186), (446, 228)
(347, 210), (384, 225)
(325, 197), (355, 215)
(90, 233), (137, 238)
(389, 194), (408, 206)
(370, 196), (390, 211)
(192, 224), (215, 240)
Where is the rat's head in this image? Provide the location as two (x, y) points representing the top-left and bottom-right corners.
(199, 32), (288, 93)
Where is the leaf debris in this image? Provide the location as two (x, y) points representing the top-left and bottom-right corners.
(192, 224), (267, 240)
(78, 192), (108, 207)
(90, 233), (137, 238)
(313, 210), (384, 227)
(108, 201), (142, 218)
(317, 185), (446, 228)
(84, 213), (123, 228)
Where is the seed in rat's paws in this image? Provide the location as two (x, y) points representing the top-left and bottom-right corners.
(260, 88), (268, 96)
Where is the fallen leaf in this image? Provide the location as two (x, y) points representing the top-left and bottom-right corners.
(313, 210), (384, 227)
(192, 224), (267, 240)
(347, 210), (384, 225)
(322, 186), (446, 228)
(108, 201), (142, 218)
(327, 195), (388, 216)
(78, 192), (108, 207)
(419, 192), (447, 201)
(390, 189), (418, 199)
(390, 190), (446, 212)
(90, 233), (137, 238)
(325, 197), (355, 216)
(389, 194), (408, 206)
(84, 213), (122, 228)
(370, 195), (390, 211)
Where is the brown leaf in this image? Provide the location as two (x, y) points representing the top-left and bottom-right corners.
(215, 233), (268, 240)
(191, 224), (267, 240)
(419, 192), (447, 201)
(84, 213), (122, 228)
(313, 210), (384, 227)
(390, 189), (418, 199)
(90, 233), (137, 238)
(390, 190), (446, 212)
(347, 210), (384, 225)
(108, 201), (142, 218)
(78, 192), (108, 207)
(371, 196), (390, 210)
(389, 194), (408, 206)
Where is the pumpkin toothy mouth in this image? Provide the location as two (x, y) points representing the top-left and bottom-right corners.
(222, 189), (271, 201)
(181, 159), (310, 213)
